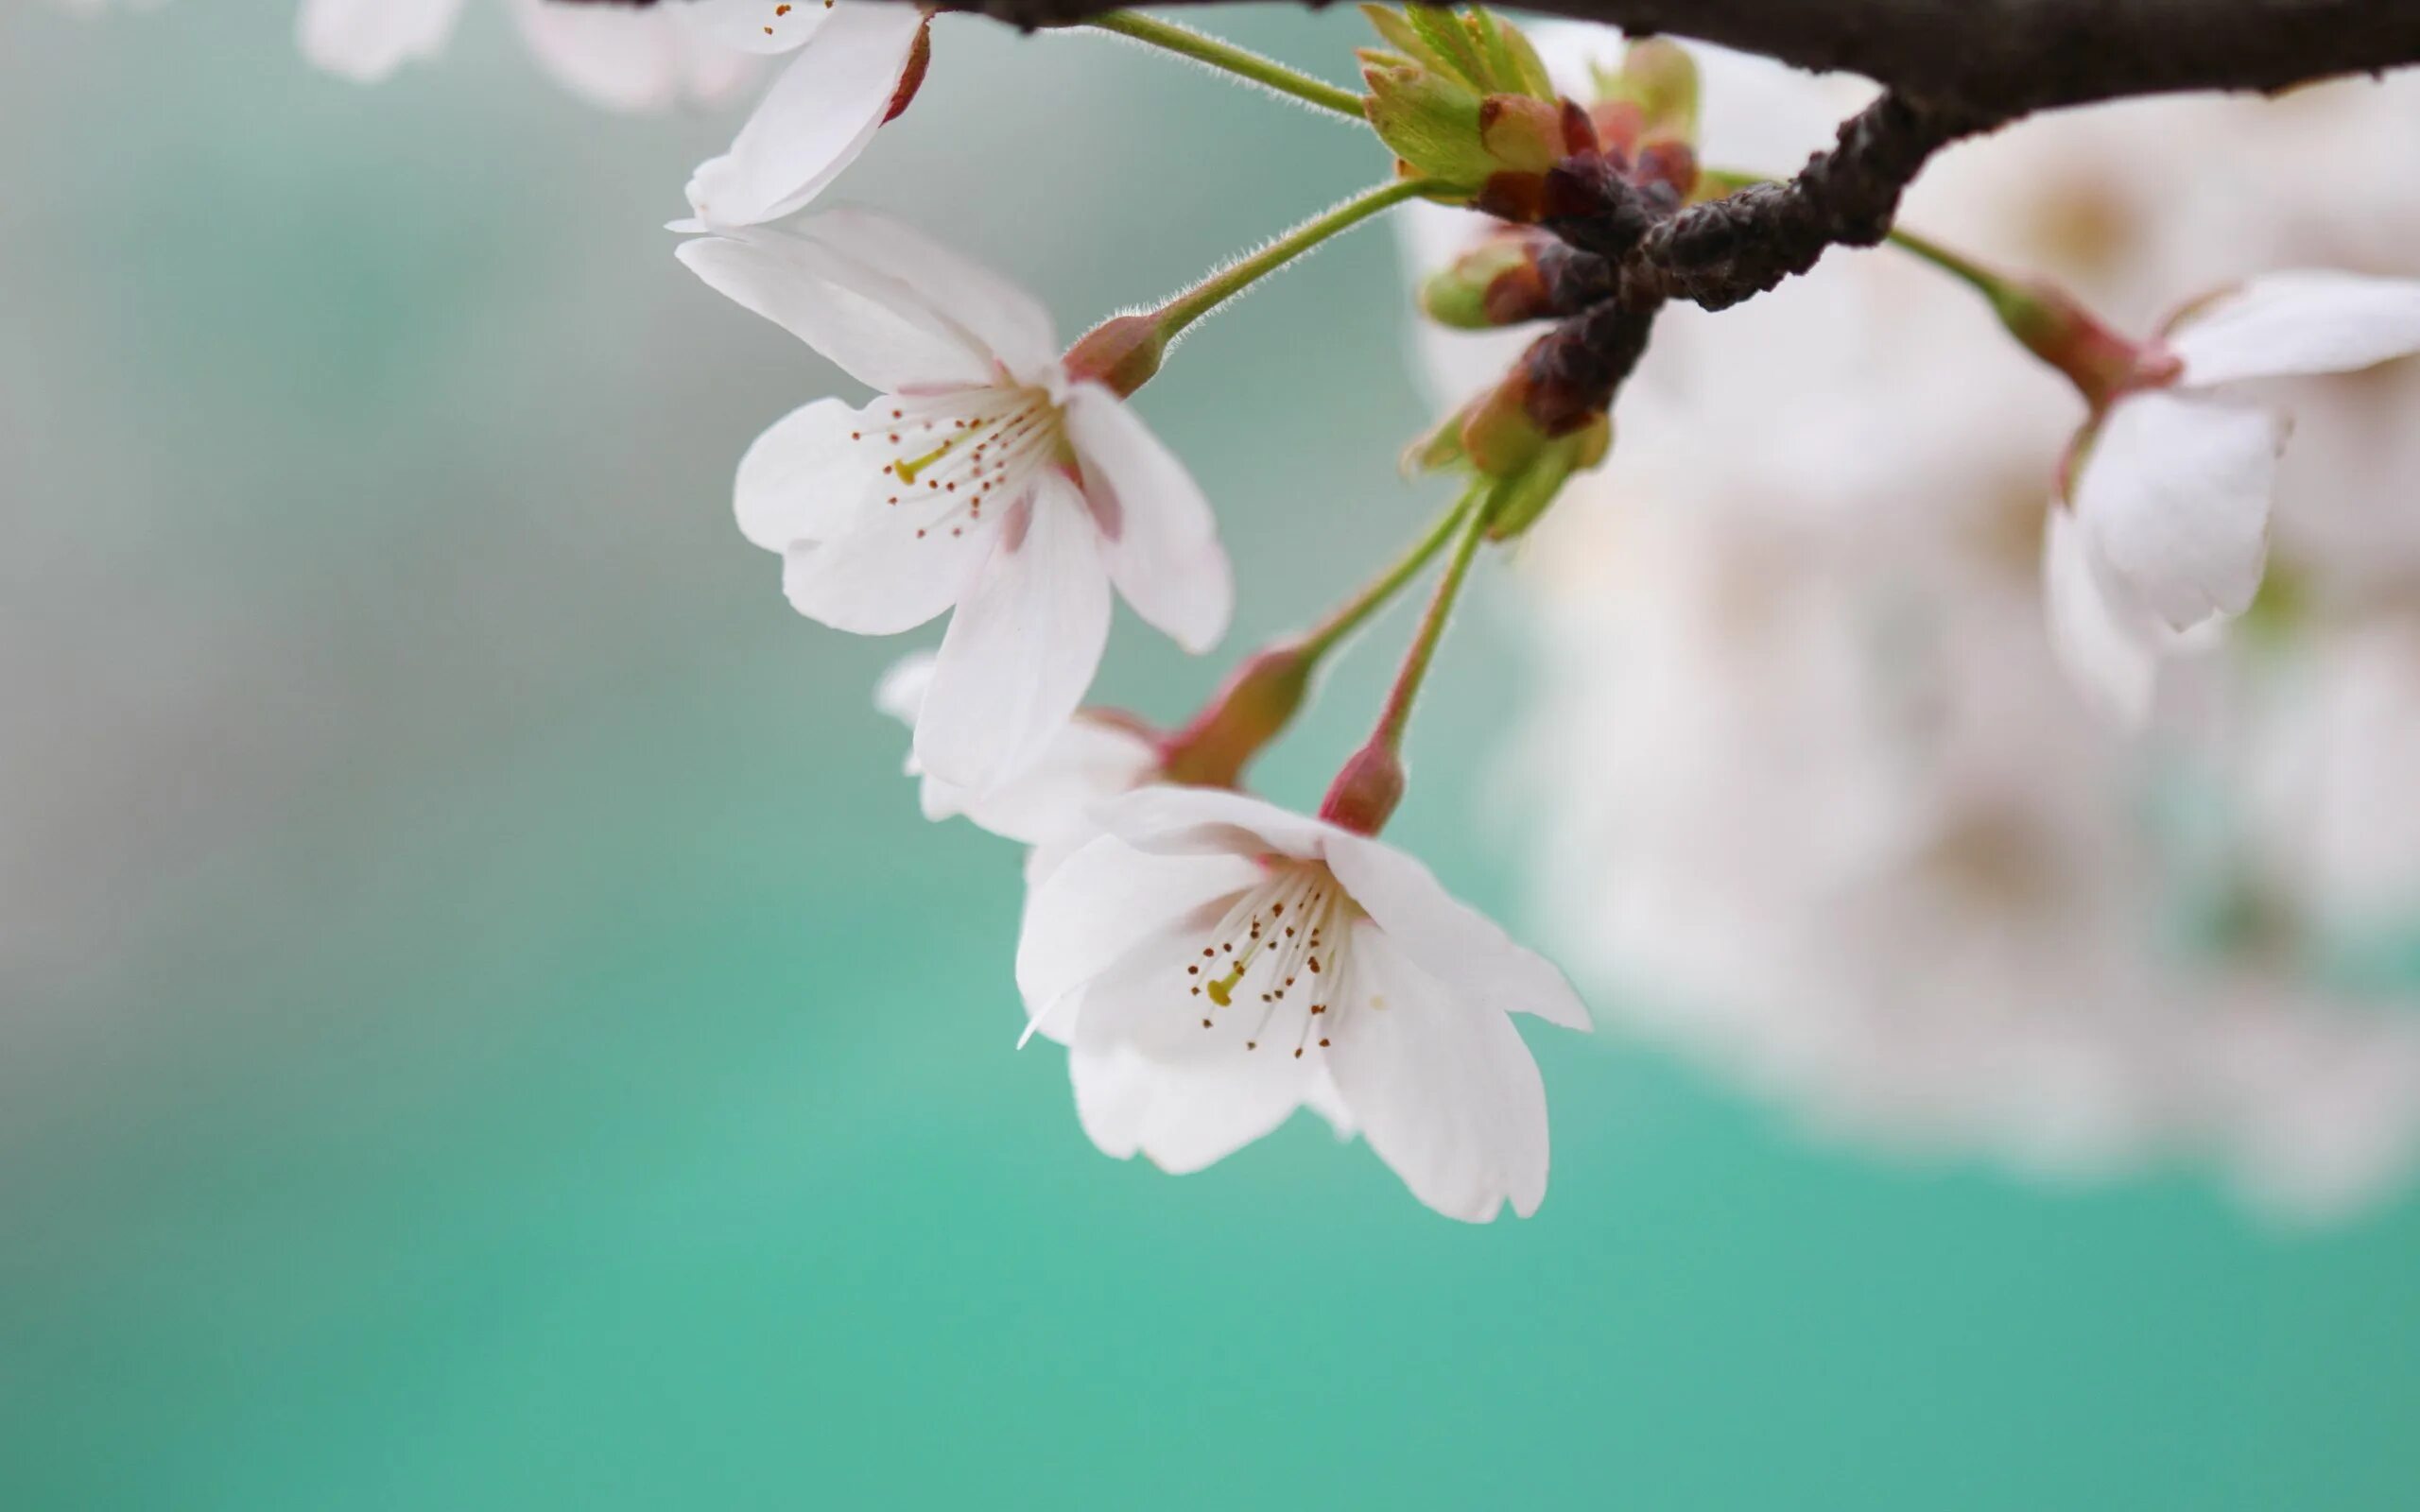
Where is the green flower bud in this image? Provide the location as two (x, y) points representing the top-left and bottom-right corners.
(1588, 36), (1701, 159)
(1408, 375), (1613, 541)
(1416, 234), (1540, 329)
(1359, 53), (1495, 191)
(1358, 6), (1565, 198)
(1481, 414), (1609, 541)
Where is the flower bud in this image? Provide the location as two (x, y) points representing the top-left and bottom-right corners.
(1418, 233), (1547, 329)
(1158, 641), (1315, 789)
(1476, 94), (1565, 175)
(1359, 54), (1495, 192)
(1062, 313), (1167, 398)
(1480, 413), (1608, 541)
(1318, 738), (1407, 836)
(1410, 370), (1612, 540)
(1588, 37), (1699, 158)
(1458, 374), (1551, 478)
(1358, 6), (1565, 199)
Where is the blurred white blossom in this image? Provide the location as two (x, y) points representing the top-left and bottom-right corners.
(2049, 272), (2420, 724)
(298, 0), (758, 112)
(1408, 26), (2420, 1220)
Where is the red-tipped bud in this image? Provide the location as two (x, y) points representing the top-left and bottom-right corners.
(883, 20), (933, 125)
(1460, 374), (1551, 476)
(1993, 280), (2178, 407)
(1633, 140), (1699, 199)
(1419, 232), (1555, 329)
(1588, 36), (1699, 156)
(1158, 641), (1315, 790)
(1063, 313), (1167, 398)
(1477, 94), (1565, 175)
(1318, 739), (1406, 836)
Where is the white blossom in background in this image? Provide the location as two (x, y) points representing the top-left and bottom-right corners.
(2047, 271), (2420, 725)
(679, 0), (929, 229)
(1406, 26), (2420, 1220)
(873, 650), (1161, 883)
(681, 210), (1232, 794)
(1016, 788), (1591, 1221)
(298, 0), (757, 112)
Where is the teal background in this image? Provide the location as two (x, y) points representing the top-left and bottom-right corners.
(5, 6), (2417, 1506)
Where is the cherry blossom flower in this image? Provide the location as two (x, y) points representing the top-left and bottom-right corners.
(1016, 787), (1592, 1222)
(679, 0), (930, 229)
(2046, 270), (2420, 725)
(680, 211), (1232, 793)
(298, 0), (756, 112)
(873, 651), (1160, 882)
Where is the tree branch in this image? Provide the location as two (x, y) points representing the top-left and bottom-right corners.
(1631, 92), (1988, 309)
(922, 0), (2420, 119)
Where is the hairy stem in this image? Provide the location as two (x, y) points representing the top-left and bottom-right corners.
(1087, 11), (1366, 117)
(1369, 488), (1489, 754)
(1155, 178), (1437, 338)
(1300, 496), (1469, 661)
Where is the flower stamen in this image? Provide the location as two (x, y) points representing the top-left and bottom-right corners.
(1184, 860), (1358, 1056)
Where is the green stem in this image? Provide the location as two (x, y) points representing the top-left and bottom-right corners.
(1156, 178), (1437, 339)
(1299, 496), (1469, 661)
(1088, 12), (1367, 119)
(1369, 486), (1490, 753)
(1880, 225), (2011, 301)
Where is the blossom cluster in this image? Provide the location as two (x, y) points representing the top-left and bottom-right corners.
(54, 0), (2420, 1221)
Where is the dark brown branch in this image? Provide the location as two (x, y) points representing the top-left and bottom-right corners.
(1628, 92), (1987, 309)
(948, 0), (2420, 119)
(567, 0), (2420, 119)
(1507, 92), (1982, 314)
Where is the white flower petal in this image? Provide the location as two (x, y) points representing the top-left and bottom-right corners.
(1092, 785), (1332, 864)
(1069, 1035), (1316, 1175)
(873, 650), (938, 751)
(676, 227), (993, 391)
(800, 209), (1062, 383)
(2041, 504), (2166, 728)
(876, 648), (1157, 842)
(1323, 920), (1552, 1222)
(508, 0), (752, 112)
(734, 396), (868, 552)
(1322, 830), (1592, 1031)
(1063, 385), (1233, 654)
(1302, 1065), (1357, 1140)
(682, 0), (831, 55)
(2170, 270), (2420, 388)
(298, 0), (467, 82)
(1017, 835), (1257, 1043)
(683, 4), (923, 228)
(778, 461), (1002, 636)
(913, 475), (1113, 791)
(955, 720), (1160, 846)
(2076, 389), (2284, 631)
